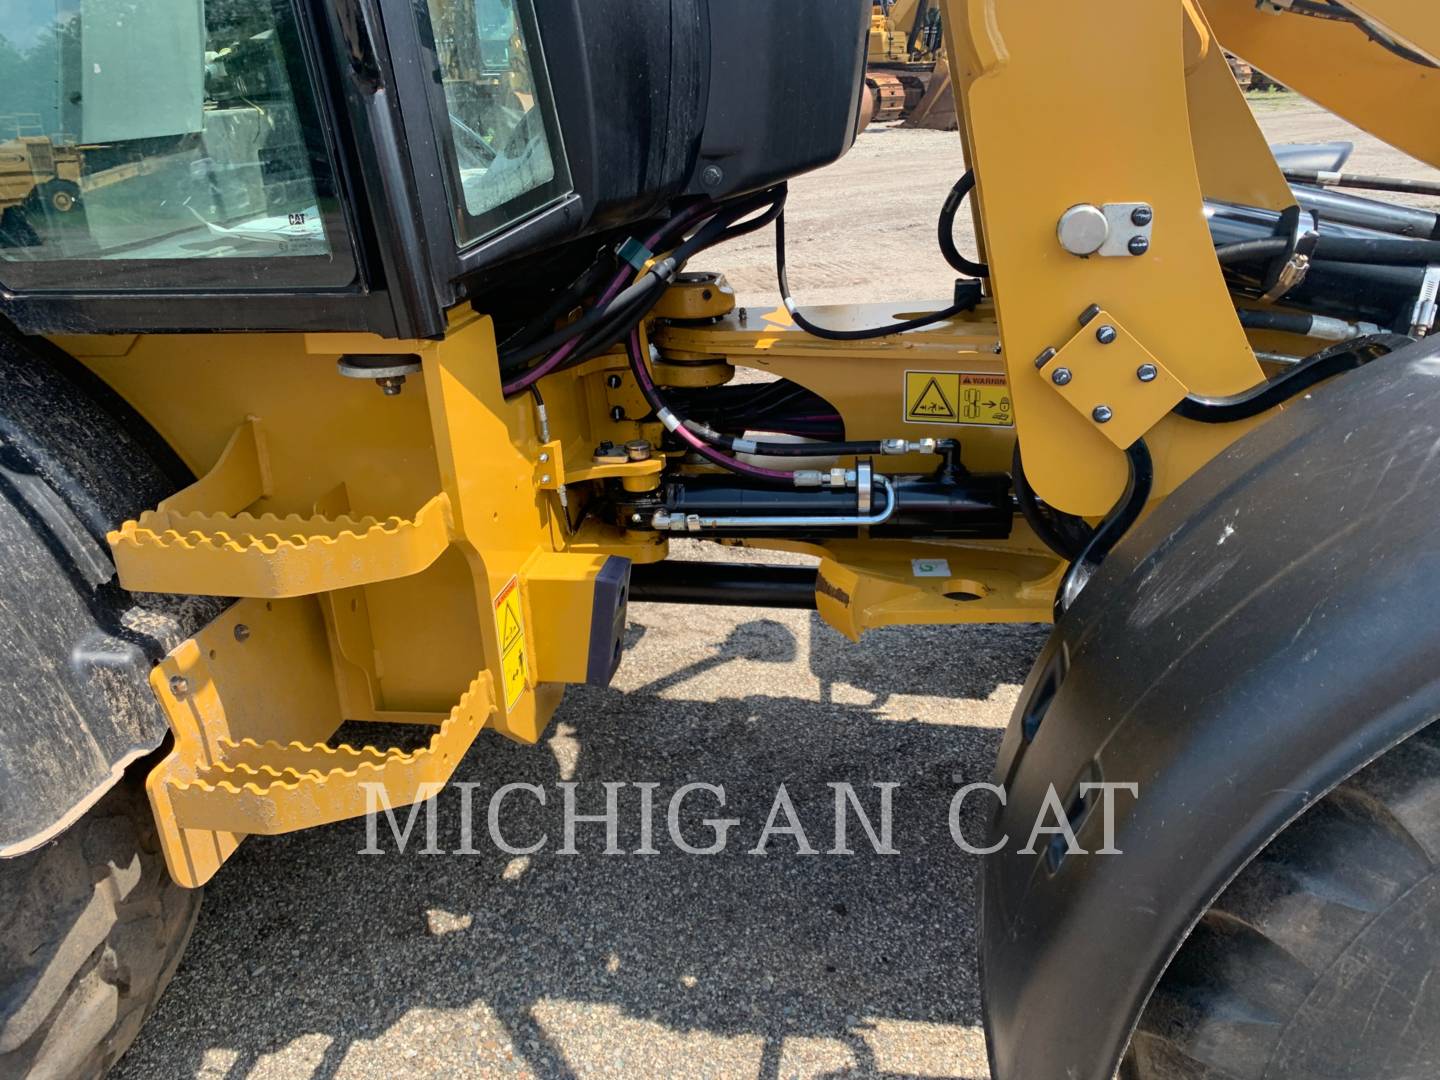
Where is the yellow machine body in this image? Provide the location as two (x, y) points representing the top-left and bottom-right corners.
(52, 0), (1440, 884)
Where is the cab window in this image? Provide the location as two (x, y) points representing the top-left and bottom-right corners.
(421, 0), (571, 245)
(0, 0), (350, 288)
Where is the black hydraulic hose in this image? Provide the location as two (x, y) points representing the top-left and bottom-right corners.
(776, 212), (979, 340)
(550, 191), (789, 373)
(1315, 235), (1440, 266)
(938, 172), (990, 279)
(1284, 170), (1440, 198)
(1054, 440), (1153, 619)
(1235, 308), (1320, 336)
(1174, 333), (1413, 424)
(502, 189), (785, 391)
(500, 267), (674, 371)
(1217, 233), (1440, 268)
(1215, 236), (1290, 265)
(1012, 444), (1093, 562)
(686, 427), (892, 457)
(497, 250), (614, 355)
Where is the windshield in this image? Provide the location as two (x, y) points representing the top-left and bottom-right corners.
(0, 0), (334, 266)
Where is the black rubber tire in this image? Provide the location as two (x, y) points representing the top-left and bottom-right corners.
(1123, 721), (1440, 1079)
(0, 767), (200, 1079)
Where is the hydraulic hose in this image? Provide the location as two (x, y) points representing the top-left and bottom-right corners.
(501, 203), (710, 397)
(776, 212), (979, 340)
(1054, 440), (1153, 619)
(626, 330), (794, 484)
(1216, 233), (1440, 268)
(502, 189), (785, 398)
(1174, 333), (1412, 424)
(1012, 444), (1093, 562)
(938, 172), (989, 279)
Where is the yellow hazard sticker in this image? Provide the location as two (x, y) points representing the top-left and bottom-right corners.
(904, 371), (1013, 427)
(494, 576), (529, 712)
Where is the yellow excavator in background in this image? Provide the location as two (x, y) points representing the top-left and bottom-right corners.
(865, 0), (948, 124)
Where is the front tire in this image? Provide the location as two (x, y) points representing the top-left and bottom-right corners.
(1123, 721), (1440, 1078)
(0, 767), (200, 1079)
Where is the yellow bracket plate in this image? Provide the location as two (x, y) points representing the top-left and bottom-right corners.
(1039, 312), (1187, 450)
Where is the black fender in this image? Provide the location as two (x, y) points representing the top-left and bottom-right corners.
(980, 333), (1440, 1080)
(0, 324), (227, 857)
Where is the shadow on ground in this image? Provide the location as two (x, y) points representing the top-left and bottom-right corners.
(115, 613), (1049, 1080)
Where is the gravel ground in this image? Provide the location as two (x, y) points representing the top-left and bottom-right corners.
(113, 95), (1438, 1080)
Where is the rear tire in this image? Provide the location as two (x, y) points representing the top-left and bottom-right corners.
(1123, 721), (1440, 1079)
(0, 767), (200, 1079)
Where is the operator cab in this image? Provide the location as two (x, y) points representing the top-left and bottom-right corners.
(0, 0), (869, 338)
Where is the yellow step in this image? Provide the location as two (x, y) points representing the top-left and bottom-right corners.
(110, 497), (452, 598)
(162, 672), (494, 834)
(107, 417), (453, 597)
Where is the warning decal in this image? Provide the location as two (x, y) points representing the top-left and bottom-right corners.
(904, 371), (1013, 427)
(494, 576), (529, 711)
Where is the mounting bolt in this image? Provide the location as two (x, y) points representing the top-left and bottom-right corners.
(606, 374), (623, 389)
(1051, 367), (1073, 386)
(539, 451), (550, 464)
(610, 406), (625, 422)
(701, 165), (724, 189)
(233, 624), (251, 643)
(1096, 325), (1118, 345)
(1034, 346), (1058, 369)
(540, 474), (552, 485)
(625, 439), (653, 462)
(376, 376), (405, 396)
(1131, 206), (1154, 227)
(1092, 404), (1114, 424)
(1137, 363), (1158, 383)
(1127, 235), (1151, 257)
(1078, 304), (1103, 327)
(169, 675), (189, 698)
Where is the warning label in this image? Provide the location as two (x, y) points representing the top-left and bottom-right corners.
(494, 576), (529, 712)
(904, 371), (1013, 427)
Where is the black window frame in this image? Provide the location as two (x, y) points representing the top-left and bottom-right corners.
(0, 0), (360, 297)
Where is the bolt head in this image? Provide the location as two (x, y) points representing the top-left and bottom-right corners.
(233, 624), (251, 643)
(539, 452), (550, 464)
(610, 406), (625, 422)
(540, 474), (552, 485)
(1096, 325), (1118, 345)
(606, 374), (623, 389)
(701, 165), (724, 188)
(1092, 405), (1114, 424)
(1127, 235), (1151, 257)
(1051, 367), (1074, 386)
(169, 675), (189, 698)
(1131, 206), (1154, 227)
(1137, 363), (1158, 383)
(1034, 346), (1058, 369)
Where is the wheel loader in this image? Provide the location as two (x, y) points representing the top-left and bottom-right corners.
(2, 0), (1440, 1077)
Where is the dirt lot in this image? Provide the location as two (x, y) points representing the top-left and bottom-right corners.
(113, 97), (1438, 1080)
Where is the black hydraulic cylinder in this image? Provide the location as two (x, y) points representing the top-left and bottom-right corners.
(628, 561), (819, 608)
(658, 472), (1014, 539)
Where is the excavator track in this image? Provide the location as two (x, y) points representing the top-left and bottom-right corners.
(866, 72), (907, 123)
